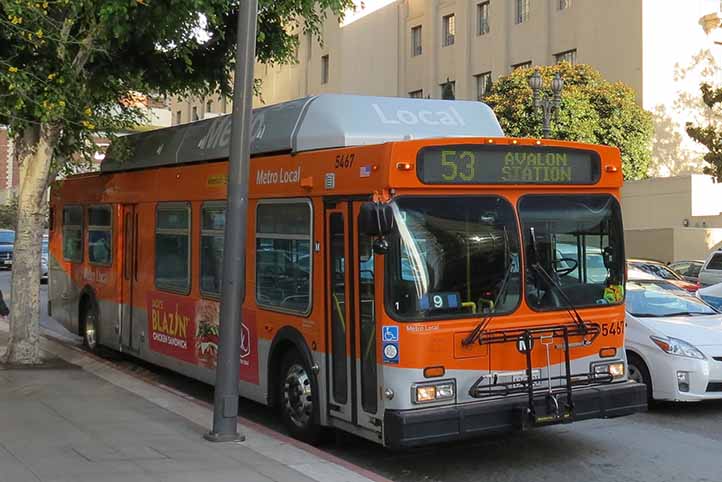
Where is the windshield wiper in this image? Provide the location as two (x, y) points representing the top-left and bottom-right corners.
(633, 311), (710, 318)
(528, 227), (588, 334)
(463, 228), (514, 346)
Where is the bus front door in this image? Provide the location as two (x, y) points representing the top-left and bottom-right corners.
(326, 201), (382, 434)
(120, 204), (139, 352)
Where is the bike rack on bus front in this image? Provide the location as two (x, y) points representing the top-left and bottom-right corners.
(467, 323), (606, 428)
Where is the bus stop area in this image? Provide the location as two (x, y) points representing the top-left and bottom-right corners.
(0, 323), (387, 482)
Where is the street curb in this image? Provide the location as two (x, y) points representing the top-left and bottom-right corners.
(0, 322), (393, 482)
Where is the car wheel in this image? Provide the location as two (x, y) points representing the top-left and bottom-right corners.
(279, 349), (322, 444)
(627, 351), (653, 402)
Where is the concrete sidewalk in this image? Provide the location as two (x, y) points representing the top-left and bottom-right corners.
(0, 327), (388, 482)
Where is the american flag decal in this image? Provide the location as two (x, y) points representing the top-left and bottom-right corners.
(360, 165), (371, 177)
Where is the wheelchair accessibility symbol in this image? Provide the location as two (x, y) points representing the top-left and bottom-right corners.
(382, 326), (399, 342)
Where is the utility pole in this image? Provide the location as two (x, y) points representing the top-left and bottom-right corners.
(204, 0), (258, 443)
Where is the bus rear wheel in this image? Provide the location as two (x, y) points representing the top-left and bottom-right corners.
(81, 300), (99, 353)
(279, 350), (321, 444)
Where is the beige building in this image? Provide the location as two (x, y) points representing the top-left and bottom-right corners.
(623, 175), (722, 263)
(172, 0), (722, 178)
(170, 0), (722, 263)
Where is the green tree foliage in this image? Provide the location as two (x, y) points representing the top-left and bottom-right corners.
(686, 83), (722, 181)
(0, 0), (352, 166)
(0, 0), (352, 363)
(483, 63), (654, 181)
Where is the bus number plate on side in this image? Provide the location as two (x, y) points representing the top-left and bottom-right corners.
(335, 154), (355, 168)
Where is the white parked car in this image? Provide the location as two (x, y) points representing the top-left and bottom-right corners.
(625, 279), (722, 402)
(699, 248), (722, 287)
(697, 282), (722, 311)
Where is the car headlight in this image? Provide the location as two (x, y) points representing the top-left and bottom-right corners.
(650, 336), (706, 360)
(591, 361), (625, 381)
(412, 380), (455, 404)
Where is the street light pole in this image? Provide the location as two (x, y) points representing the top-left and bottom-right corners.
(204, 0), (258, 443)
(528, 70), (564, 138)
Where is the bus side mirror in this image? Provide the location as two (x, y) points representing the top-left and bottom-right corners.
(359, 202), (394, 237)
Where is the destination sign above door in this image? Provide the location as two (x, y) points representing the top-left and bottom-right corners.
(417, 145), (601, 185)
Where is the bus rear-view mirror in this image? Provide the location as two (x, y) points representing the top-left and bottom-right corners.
(359, 202), (395, 237)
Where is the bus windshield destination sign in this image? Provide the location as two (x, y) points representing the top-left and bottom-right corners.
(417, 145), (601, 184)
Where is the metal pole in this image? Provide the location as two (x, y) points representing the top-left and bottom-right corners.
(542, 104), (551, 138)
(204, 0), (258, 443)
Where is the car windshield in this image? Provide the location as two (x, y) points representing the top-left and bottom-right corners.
(388, 196), (521, 320)
(630, 261), (681, 281)
(0, 231), (15, 245)
(626, 281), (717, 317)
(518, 194), (625, 309)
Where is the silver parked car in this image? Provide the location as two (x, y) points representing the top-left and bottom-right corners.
(699, 249), (722, 287)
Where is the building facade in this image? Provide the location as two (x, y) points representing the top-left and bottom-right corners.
(172, 0), (722, 179)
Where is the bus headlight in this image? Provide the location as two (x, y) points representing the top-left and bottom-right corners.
(412, 380), (456, 404)
(591, 361), (625, 381)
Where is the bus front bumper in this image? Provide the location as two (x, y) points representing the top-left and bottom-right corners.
(383, 381), (647, 449)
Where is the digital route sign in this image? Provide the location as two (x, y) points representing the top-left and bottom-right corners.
(417, 145), (601, 185)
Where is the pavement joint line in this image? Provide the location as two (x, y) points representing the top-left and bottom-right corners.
(0, 320), (393, 482)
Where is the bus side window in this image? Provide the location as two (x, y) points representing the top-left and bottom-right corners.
(255, 200), (312, 314)
(155, 203), (191, 294)
(88, 205), (112, 265)
(62, 205), (83, 263)
(200, 202), (226, 297)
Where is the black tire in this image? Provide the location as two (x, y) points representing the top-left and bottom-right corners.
(279, 349), (322, 444)
(81, 299), (100, 353)
(627, 351), (653, 403)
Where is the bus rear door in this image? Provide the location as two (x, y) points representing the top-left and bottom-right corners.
(325, 201), (382, 434)
(120, 204), (139, 352)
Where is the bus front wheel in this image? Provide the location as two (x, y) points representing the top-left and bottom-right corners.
(279, 350), (321, 444)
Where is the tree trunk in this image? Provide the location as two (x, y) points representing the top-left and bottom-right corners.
(1, 124), (58, 364)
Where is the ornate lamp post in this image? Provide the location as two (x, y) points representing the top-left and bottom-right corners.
(528, 70), (564, 138)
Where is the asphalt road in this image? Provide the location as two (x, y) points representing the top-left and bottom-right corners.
(5, 270), (722, 482)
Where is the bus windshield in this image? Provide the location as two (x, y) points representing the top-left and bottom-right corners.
(388, 196), (521, 320)
(519, 194), (625, 310)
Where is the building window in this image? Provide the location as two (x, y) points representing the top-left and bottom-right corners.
(475, 72), (492, 100)
(442, 14), (455, 47)
(321, 55), (329, 84)
(191, 106), (199, 121)
(206, 100), (213, 113)
(478, 2), (490, 35)
(155, 203), (191, 294)
(440, 80), (455, 100)
(555, 49), (577, 64)
(62, 205), (83, 263)
(512, 61), (532, 70)
(409, 90), (424, 98)
(559, 0), (571, 9)
(175, 110), (181, 124)
(256, 201), (312, 314)
(411, 25), (422, 56)
(515, 0), (530, 24)
(88, 205), (112, 265)
(200, 202), (226, 297)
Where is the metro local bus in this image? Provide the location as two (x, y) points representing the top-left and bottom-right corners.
(49, 94), (646, 448)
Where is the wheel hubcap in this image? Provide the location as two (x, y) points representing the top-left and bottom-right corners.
(628, 363), (643, 384)
(283, 363), (313, 428)
(85, 310), (97, 349)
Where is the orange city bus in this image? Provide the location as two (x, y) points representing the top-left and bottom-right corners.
(49, 94), (646, 448)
